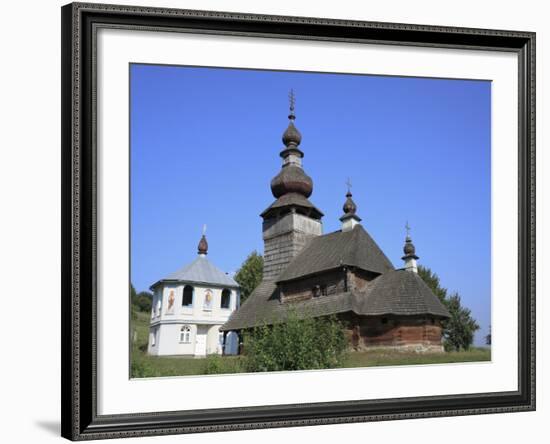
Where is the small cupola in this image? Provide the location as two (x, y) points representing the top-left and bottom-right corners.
(402, 222), (419, 273)
(197, 225), (208, 256)
(339, 181), (362, 232)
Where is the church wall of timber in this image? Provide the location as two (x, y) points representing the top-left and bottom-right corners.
(340, 313), (444, 351)
(279, 269), (346, 303)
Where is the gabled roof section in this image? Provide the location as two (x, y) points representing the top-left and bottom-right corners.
(356, 269), (450, 317)
(152, 256), (239, 289)
(276, 224), (394, 282)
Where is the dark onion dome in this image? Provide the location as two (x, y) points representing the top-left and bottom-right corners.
(342, 191), (357, 215)
(270, 165), (313, 198)
(282, 120), (302, 147)
(402, 236), (419, 259)
(197, 234), (208, 255)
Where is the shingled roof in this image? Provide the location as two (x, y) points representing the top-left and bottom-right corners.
(276, 224), (394, 282)
(150, 256), (239, 289)
(221, 269), (449, 331)
(353, 269), (450, 317)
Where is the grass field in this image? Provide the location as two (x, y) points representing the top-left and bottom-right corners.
(130, 310), (491, 378)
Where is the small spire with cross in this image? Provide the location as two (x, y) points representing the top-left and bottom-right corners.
(202, 224), (207, 236)
(340, 179), (361, 231)
(288, 89), (296, 120)
(402, 221), (418, 272)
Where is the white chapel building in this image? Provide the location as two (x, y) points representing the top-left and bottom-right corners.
(147, 233), (240, 356)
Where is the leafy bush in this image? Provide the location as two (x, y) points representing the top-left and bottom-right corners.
(203, 354), (225, 374)
(243, 310), (347, 372)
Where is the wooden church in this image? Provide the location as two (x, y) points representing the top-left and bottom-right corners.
(221, 93), (450, 352)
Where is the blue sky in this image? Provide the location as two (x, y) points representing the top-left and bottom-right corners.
(130, 64), (491, 345)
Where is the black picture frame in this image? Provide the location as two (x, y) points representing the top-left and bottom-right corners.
(61, 2), (536, 440)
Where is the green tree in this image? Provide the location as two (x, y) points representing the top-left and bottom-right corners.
(417, 266), (447, 304)
(485, 325), (492, 346)
(134, 291), (153, 312)
(130, 283), (153, 313)
(234, 251), (263, 304)
(444, 292), (480, 351)
(417, 265), (480, 351)
(130, 283), (138, 320)
(130, 283), (137, 301)
(243, 310), (347, 372)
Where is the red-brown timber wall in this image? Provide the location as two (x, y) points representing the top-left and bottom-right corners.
(340, 313), (444, 350)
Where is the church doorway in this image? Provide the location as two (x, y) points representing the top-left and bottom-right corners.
(195, 326), (207, 356)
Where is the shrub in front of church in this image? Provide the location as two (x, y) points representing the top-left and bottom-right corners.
(243, 311), (348, 372)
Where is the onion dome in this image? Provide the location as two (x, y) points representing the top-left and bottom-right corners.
(282, 121), (302, 147)
(197, 234), (208, 255)
(402, 224), (419, 260)
(342, 191), (357, 215)
(403, 236), (416, 256)
(271, 166), (313, 198)
(339, 187), (362, 230)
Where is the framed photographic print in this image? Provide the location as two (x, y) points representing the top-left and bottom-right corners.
(61, 2), (536, 440)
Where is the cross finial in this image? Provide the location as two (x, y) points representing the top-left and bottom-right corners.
(288, 89), (295, 119)
(346, 177), (352, 194)
(202, 224), (207, 236)
(405, 221), (411, 238)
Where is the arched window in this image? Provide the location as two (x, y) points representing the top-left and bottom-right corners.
(179, 325), (191, 343)
(182, 285), (194, 307)
(221, 289), (231, 309)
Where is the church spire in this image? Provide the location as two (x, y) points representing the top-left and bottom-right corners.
(270, 90), (314, 199)
(402, 222), (419, 273)
(197, 225), (208, 256)
(280, 89), (304, 164)
(340, 179), (362, 232)
(260, 91), (323, 281)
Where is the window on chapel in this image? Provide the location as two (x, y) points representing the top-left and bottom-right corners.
(180, 325), (191, 343)
(182, 285), (194, 307)
(221, 289), (231, 309)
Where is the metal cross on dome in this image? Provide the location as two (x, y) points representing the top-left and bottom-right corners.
(405, 221), (411, 237)
(289, 89), (295, 115)
(346, 177), (352, 193)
